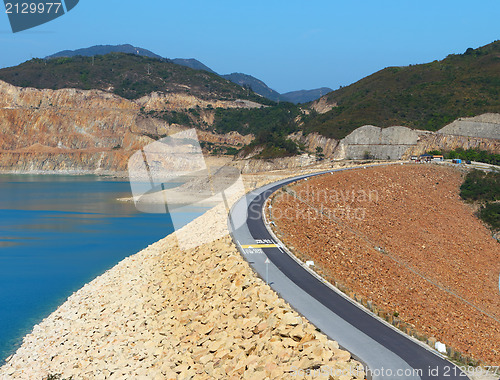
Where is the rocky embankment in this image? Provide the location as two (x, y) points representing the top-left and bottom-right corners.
(0, 170), (365, 380)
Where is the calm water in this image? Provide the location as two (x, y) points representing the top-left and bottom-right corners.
(0, 175), (202, 363)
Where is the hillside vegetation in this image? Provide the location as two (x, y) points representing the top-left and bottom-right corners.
(0, 53), (272, 103)
(460, 169), (500, 202)
(303, 41), (500, 139)
(212, 103), (300, 136)
(212, 103), (303, 158)
(460, 169), (500, 231)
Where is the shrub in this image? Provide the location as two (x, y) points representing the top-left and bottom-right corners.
(460, 170), (500, 202)
(479, 203), (500, 230)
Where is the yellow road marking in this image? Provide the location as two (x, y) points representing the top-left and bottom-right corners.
(241, 244), (278, 249)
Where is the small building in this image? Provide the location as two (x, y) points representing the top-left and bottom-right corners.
(419, 153), (433, 162)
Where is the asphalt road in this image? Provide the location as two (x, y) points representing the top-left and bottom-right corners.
(228, 166), (470, 380)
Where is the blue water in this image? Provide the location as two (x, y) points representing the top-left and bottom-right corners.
(0, 174), (202, 363)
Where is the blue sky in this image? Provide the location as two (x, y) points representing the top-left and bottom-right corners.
(1, 0), (499, 93)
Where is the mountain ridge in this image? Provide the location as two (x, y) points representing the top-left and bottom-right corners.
(0, 53), (271, 104)
(281, 87), (333, 104)
(42, 44), (330, 104)
(46, 44), (164, 60)
(171, 58), (217, 74)
(221, 73), (281, 102)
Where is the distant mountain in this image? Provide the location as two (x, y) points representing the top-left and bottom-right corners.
(303, 40), (500, 140)
(222, 73), (281, 102)
(281, 87), (333, 104)
(46, 44), (163, 60)
(171, 58), (217, 74)
(221, 74), (330, 104)
(0, 53), (271, 103)
(47, 45), (218, 74)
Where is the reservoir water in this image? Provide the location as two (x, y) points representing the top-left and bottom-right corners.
(0, 174), (202, 363)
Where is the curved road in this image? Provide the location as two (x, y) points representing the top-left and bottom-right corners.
(228, 166), (469, 380)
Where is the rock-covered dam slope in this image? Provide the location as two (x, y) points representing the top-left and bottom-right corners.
(0, 172), (364, 380)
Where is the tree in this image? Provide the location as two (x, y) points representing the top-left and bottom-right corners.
(315, 146), (325, 160)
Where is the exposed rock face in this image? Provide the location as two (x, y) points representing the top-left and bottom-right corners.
(0, 81), (251, 174)
(407, 115), (500, 158)
(0, 151), (130, 175)
(231, 154), (317, 174)
(331, 119), (499, 160)
(438, 113), (500, 139)
(289, 119), (498, 162)
(403, 133), (500, 158)
(342, 125), (419, 145)
(198, 130), (253, 147)
(289, 131), (339, 157)
(136, 91), (264, 112)
(335, 126), (419, 160)
(310, 96), (337, 114)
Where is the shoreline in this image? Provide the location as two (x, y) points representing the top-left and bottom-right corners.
(0, 164), (366, 379)
(0, 170), (130, 178)
(0, 176), (188, 368)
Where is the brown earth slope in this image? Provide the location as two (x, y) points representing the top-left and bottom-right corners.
(270, 164), (500, 364)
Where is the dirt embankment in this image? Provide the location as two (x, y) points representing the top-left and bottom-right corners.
(270, 164), (500, 365)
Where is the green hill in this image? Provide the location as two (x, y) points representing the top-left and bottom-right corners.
(0, 53), (272, 103)
(222, 73), (282, 102)
(45, 44), (163, 60)
(303, 41), (500, 140)
(281, 87), (332, 104)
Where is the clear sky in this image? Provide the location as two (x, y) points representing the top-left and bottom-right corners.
(1, 0), (499, 93)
